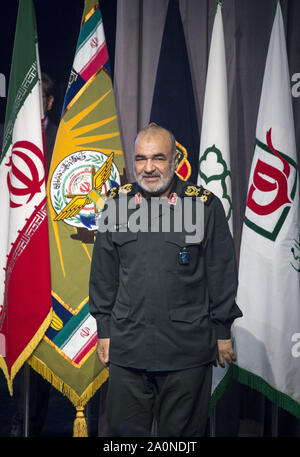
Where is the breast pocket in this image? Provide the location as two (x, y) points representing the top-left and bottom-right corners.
(112, 231), (138, 268)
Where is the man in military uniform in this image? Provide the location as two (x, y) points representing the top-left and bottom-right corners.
(89, 124), (242, 437)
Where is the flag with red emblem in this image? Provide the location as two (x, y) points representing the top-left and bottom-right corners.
(233, 3), (300, 418)
(27, 0), (125, 436)
(0, 0), (52, 394)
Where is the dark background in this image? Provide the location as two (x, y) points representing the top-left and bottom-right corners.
(0, 0), (117, 125)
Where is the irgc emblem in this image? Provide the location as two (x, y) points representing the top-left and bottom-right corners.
(245, 128), (298, 241)
(50, 150), (120, 230)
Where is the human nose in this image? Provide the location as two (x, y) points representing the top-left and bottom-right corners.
(144, 158), (155, 173)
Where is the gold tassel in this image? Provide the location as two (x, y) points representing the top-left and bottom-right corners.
(73, 406), (88, 437)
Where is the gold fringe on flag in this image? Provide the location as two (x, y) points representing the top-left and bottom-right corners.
(73, 406), (88, 437)
(27, 353), (109, 436)
(0, 309), (52, 396)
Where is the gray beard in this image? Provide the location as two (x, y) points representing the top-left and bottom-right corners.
(134, 161), (176, 196)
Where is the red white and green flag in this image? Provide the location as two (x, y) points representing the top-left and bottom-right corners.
(28, 0), (126, 435)
(0, 0), (52, 394)
(234, 3), (300, 418)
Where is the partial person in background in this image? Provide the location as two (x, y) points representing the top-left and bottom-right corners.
(10, 72), (58, 437)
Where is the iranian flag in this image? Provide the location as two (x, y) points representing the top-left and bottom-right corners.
(197, 3), (234, 406)
(233, 3), (300, 418)
(0, 0), (52, 394)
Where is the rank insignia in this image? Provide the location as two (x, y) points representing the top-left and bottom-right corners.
(118, 184), (132, 194)
(135, 192), (142, 205)
(108, 187), (118, 198)
(200, 189), (211, 203)
(185, 186), (201, 197)
(168, 192), (178, 206)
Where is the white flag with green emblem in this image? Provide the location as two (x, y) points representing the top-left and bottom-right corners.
(197, 2), (232, 233)
(197, 3), (233, 407)
(234, 3), (300, 419)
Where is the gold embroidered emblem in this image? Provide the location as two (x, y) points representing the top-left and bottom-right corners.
(185, 186), (201, 197)
(108, 187), (118, 198)
(118, 184), (132, 194)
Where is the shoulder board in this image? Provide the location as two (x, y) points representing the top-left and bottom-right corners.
(184, 184), (214, 205)
(198, 187), (214, 205)
(107, 183), (137, 199)
(106, 186), (119, 199)
(118, 183), (135, 195)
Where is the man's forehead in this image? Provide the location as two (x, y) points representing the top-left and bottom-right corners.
(135, 130), (172, 152)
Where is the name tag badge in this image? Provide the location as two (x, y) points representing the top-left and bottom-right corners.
(178, 247), (189, 265)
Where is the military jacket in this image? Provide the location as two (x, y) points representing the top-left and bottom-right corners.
(89, 176), (242, 371)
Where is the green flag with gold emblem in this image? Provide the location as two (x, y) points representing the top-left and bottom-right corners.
(28, 0), (126, 436)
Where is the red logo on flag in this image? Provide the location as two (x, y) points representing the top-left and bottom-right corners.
(6, 140), (45, 208)
(90, 37), (99, 48)
(80, 327), (90, 338)
(79, 182), (91, 193)
(247, 129), (291, 215)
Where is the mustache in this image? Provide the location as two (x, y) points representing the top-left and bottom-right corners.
(141, 172), (161, 178)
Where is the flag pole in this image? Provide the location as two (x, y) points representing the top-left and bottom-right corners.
(271, 403), (278, 437)
(86, 401), (90, 436)
(209, 407), (216, 437)
(23, 363), (30, 437)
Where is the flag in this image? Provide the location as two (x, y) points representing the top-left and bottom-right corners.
(149, 0), (199, 183)
(0, 0), (52, 394)
(233, 3), (300, 418)
(197, 3), (232, 233)
(197, 3), (234, 410)
(28, 0), (126, 435)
